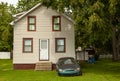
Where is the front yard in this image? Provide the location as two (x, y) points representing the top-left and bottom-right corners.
(0, 59), (120, 81)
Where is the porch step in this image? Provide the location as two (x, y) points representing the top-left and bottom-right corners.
(35, 62), (52, 71)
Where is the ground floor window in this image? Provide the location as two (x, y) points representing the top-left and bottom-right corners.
(23, 38), (33, 53)
(55, 38), (66, 53)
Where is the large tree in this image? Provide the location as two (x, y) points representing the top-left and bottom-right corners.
(109, 0), (120, 61)
(0, 2), (14, 51)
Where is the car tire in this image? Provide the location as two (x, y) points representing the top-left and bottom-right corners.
(58, 73), (61, 76)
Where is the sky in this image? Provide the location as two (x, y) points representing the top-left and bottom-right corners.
(0, 0), (18, 7)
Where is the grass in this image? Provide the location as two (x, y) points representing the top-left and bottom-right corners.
(0, 59), (120, 81)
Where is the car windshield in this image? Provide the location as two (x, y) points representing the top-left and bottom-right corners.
(59, 58), (76, 65)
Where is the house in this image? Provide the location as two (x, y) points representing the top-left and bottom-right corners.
(11, 3), (75, 70)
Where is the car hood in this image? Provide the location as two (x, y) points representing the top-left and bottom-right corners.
(58, 64), (79, 70)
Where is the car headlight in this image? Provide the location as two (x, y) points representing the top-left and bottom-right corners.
(76, 68), (80, 71)
(59, 69), (63, 72)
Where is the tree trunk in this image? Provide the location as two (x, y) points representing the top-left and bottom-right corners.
(112, 27), (119, 61)
(116, 46), (119, 60)
(116, 34), (120, 60)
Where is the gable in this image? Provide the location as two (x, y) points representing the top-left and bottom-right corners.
(10, 3), (74, 26)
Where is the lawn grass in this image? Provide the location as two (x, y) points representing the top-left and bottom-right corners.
(0, 59), (120, 81)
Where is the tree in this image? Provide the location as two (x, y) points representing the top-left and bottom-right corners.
(16, 0), (41, 12)
(109, 0), (120, 61)
(0, 2), (14, 51)
(9, 4), (18, 14)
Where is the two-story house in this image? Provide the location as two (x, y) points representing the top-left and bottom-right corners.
(11, 3), (75, 70)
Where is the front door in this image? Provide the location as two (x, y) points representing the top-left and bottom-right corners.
(40, 39), (49, 61)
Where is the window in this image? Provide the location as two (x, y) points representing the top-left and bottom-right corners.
(55, 38), (66, 53)
(23, 38), (33, 53)
(28, 16), (36, 31)
(52, 16), (61, 31)
(41, 40), (47, 49)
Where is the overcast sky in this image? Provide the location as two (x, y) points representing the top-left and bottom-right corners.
(0, 0), (18, 7)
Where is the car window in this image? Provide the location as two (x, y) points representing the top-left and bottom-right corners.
(64, 59), (73, 64)
(58, 58), (76, 65)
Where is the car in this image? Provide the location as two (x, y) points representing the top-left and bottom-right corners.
(56, 57), (82, 76)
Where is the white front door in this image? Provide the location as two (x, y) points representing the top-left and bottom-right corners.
(40, 39), (49, 61)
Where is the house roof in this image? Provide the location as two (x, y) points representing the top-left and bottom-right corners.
(10, 3), (74, 26)
(13, 11), (26, 18)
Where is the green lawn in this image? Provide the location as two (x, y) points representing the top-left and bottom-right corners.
(0, 59), (120, 81)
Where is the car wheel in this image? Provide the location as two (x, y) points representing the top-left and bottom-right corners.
(58, 73), (61, 76)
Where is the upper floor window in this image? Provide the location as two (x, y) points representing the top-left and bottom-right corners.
(23, 38), (33, 53)
(28, 16), (36, 31)
(52, 16), (61, 31)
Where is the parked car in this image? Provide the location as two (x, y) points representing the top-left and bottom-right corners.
(56, 57), (82, 76)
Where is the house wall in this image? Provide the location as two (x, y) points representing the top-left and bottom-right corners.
(13, 6), (75, 68)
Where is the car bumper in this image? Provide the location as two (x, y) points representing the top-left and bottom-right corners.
(58, 70), (81, 76)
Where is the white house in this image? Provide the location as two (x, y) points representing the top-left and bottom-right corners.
(11, 3), (75, 69)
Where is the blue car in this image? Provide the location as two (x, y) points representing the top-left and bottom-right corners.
(56, 57), (82, 76)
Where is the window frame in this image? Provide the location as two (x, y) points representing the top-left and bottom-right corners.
(23, 38), (33, 53)
(52, 16), (61, 31)
(55, 38), (66, 53)
(27, 16), (36, 31)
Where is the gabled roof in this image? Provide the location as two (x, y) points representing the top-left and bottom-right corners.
(13, 11), (26, 18)
(10, 3), (74, 26)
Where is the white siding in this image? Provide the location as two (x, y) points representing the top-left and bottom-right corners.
(13, 6), (75, 64)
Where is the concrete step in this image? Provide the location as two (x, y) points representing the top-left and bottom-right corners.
(35, 62), (52, 71)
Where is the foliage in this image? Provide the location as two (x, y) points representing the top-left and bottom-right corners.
(16, 0), (41, 12)
(108, 0), (120, 61)
(0, 2), (13, 51)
